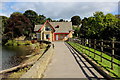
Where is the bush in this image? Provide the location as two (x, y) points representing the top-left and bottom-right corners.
(5, 40), (32, 46)
(17, 41), (25, 45)
(25, 41), (32, 45)
(5, 40), (16, 46)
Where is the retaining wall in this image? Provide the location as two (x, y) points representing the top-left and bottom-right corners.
(20, 44), (54, 78)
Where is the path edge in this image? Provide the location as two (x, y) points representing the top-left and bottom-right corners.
(66, 42), (114, 80)
(19, 44), (54, 79)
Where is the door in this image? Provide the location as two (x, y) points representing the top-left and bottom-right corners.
(46, 34), (50, 41)
(56, 35), (58, 40)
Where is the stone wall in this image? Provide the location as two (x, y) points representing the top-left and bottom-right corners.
(20, 44), (54, 78)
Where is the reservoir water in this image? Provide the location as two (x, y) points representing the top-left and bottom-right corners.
(1, 46), (32, 70)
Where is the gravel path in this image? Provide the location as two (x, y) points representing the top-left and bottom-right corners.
(43, 41), (104, 79)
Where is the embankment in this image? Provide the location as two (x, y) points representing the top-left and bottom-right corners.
(20, 44), (54, 78)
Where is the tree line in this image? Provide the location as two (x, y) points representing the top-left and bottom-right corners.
(0, 10), (70, 44)
(72, 12), (120, 41)
(1, 10), (120, 44)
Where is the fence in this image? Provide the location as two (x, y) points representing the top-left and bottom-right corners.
(68, 38), (120, 77)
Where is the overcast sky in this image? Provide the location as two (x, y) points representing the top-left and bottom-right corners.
(0, 0), (119, 20)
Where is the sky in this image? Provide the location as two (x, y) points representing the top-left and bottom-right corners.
(0, 0), (120, 20)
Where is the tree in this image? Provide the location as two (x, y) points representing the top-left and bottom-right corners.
(59, 19), (64, 22)
(0, 16), (8, 35)
(4, 12), (32, 39)
(36, 15), (46, 24)
(73, 26), (80, 37)
(101, 13), (119, 40)
(80, 12), (105, 39)
(46, 18), (52, 22)
(52, 20), (58, 22)
(79, 11), (120, 40)
(88, 12), (105, 39)
(71, 16), (81, 25)
(23, 10), (38, 32)
(79, 17), (88, 38)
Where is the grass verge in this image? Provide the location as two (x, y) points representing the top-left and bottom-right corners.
(67, 41), (120, 78)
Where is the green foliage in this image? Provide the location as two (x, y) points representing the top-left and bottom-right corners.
(0, 16), (8, 35)
(59, 19), (64, 22)
(80, 11), (120, 40)
(23, 10), (38, 24)
(73, 26), (80, 37)
(11, 12), (23, 16)
(23, 10), (38, 32)
(23, 10), (54, 25)
(3, 12), (32, 40)
(5, 40), (32, 46)
(2, 10), (52, 43)
(5, 40), (16, 46)
(71, 16), (81, 25)
(46, 18), (52, 22)
(24, 40), (32, 45)
(36, 15), (46, 24)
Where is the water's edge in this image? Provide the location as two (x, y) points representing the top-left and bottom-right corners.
(1, 45), (32, 70)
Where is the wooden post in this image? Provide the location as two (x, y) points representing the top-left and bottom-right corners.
(79, 39), (80, 46)
(111, 39), (115, 70)
(70, 38), (71, 42)
(100, 39), (103, 62)
(82, 38), (84, 46)
(82, 38), (83, 45)
(93, 39), (96, 58)
(84, 38), (86, 46)
(82, 38), (84, 52)
(84, 38), (86, 54)
(79, 39), (81, 47)
(89, 39), (91, 55)
(80, 39), (82, 51)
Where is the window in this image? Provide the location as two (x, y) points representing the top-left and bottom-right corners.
(55, 25), (59, 28)
(36, 33), (40, 39)
(46, 34), (50, 39)
(45, 27), (51, 31)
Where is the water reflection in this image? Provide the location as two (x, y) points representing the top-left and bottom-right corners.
(2, 46), (32, 70)
(0, 45), (2, 71)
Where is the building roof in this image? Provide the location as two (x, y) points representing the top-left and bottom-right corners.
(34, 21), (72, 33)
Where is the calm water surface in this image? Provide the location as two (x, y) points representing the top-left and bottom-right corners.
(1, 46), (32, 70)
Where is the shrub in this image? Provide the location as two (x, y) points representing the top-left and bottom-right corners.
(5, 40), (16, 46)
(25, 40), (32, 45)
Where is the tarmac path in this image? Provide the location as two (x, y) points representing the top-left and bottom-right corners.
(43, 41), (104, 80)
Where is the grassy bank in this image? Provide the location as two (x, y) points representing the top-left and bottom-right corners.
(67, 41), (120, 78)
(5, 40), (32, 46)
